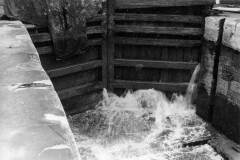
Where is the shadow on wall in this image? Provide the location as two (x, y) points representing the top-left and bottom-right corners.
(196, 11), (240, 144)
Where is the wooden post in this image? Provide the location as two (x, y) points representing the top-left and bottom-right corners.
(107, 0), (115, 91)
(102, 2), (108, 89)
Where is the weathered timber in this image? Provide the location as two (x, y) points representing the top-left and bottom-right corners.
(114, 59), (198, 70)
(114, 13), (204, 24)
(115, 0), (214, 8)
(87, 26), (104, 35)
(47, 60), (102, 78)
(107, 0), (115, 91)
(102, 3), (108, 89)
(114, 25), (203, 36)
(37, 46), (53, 55)
(112, 80), (188, 92)
(30, 32), (51, 43)
(25, 24), (37, 31)
(88, 39), (103, 46)
(52, 69), (98, 91)
(115, 37), (201, 47)
(58, 82), (103, 100)
(63, 92), (102, 115)
(87, 14), (105, 23)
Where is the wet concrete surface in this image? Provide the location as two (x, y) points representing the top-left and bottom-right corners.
(0, 21), (80, 160)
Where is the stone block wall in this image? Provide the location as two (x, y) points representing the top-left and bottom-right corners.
(198, 14), (240, 144)
(195, 16), (225, 120)
(213, 17), (240, 143)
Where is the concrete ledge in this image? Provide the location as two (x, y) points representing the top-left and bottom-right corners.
(0, 21), (80, 160)
(204, 16), (226, 42)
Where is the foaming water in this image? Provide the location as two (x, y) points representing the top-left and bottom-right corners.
(69, 64), (223, 160)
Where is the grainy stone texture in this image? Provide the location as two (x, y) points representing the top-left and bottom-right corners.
(197, 14), (240, 144)
(0, 21), (81, 160)
(222, 18), (240, 52)
(204, 16), (225, 43)
(213, 16), (240, 144)
(195, 16), (225, 120)
(213, 45), (240, 144)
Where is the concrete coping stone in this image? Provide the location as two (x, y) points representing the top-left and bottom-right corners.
(204, 14), (240, 53)
(0, 21), (81, 160)
(222, 17), (240, 52)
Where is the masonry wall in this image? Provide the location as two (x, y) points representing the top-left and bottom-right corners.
(197, 14), (240, 144)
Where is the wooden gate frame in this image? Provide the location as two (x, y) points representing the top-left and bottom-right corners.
(105, 0), (213, 93)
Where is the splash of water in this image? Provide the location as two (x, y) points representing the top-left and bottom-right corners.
(69, 64), (223, 160)
(185, 64), (201, 105)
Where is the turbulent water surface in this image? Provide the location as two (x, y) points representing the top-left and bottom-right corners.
(69, 88), (223, 160)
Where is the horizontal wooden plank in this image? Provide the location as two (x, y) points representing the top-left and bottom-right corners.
(112, 80), (188, 92)
(67, 100), (99, 115)
(114, 13), (204, 24)
(87, 26), (104, 35)
(47, 60), (102, 78)
(114, 25), (203, 36)
(64, 92), (102, 115)
(116, 0), (214, 8)
(25, 24), (48, 31)
(114, 59), (198, 70)
(37, 46), (53, 55)
(58, 82), (103, 100)
(87, 14), (105, 23)
(88, 38), (103, 46)
(25, 24), (37, 30)
(35, 38), (102, 56)
(30, 33), (51, 43)
(30, 33), (102, 45)
(115, 37), (201, 47)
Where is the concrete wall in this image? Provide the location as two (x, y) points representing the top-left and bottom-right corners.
(197, 14), (240, 144)
(0, 21), (80, 160)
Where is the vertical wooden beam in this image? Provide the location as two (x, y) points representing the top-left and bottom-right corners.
(101, 2), (108, 89)
(107, 0), (115, 91)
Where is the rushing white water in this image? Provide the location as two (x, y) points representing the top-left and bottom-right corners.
(69, 64), (223, 160)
